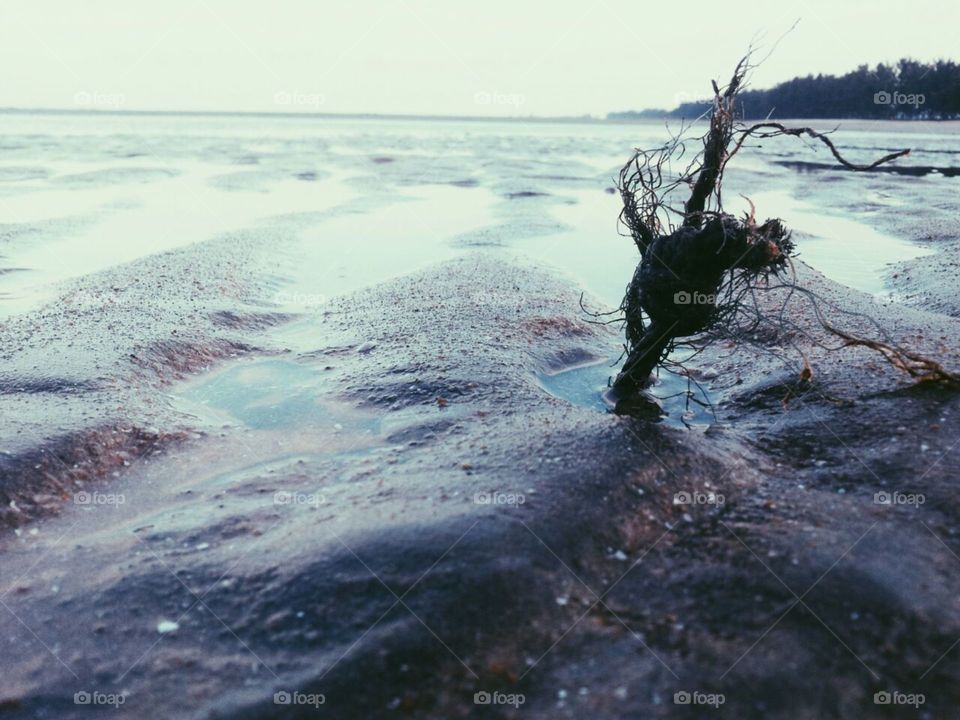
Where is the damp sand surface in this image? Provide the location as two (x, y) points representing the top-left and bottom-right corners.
(1, 115), (960, 718)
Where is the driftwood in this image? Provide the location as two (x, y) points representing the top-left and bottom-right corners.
(608, 54), (958, 408)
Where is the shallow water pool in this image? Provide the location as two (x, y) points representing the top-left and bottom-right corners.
(537, 358), (715, 429)
(172, 357), (380, 436)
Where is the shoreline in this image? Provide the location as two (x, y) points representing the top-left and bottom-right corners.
(3, 106), (960, 131)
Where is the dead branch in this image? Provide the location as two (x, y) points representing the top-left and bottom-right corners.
(608, 52), (953, 411)
(822, 324), (960, 386)
(725, 122), (910, 173)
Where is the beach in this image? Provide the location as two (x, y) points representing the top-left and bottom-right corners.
(1, 112), (959, 718)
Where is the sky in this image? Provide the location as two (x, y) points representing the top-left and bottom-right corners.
(0, 0), (956, 117)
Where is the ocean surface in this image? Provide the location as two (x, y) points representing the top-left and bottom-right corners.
(1, 112), (957, 318)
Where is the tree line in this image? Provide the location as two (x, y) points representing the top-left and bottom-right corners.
(609, 59), (960, 121)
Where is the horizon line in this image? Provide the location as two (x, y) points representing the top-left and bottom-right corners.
(0, 106), (642, 125)
(1, 107), (953, 126)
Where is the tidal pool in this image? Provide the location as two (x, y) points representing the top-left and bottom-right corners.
(537, 358), (715, 429)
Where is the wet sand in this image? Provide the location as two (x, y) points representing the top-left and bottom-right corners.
(1, 115), (959, 718)
(1, 248), (959, 718)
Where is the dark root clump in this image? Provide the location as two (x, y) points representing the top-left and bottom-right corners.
(604, 51), (957, 408)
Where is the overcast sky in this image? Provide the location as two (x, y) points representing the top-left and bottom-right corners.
(0, 0), (955, 116)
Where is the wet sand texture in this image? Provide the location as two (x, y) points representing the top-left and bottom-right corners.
(2, 255), (959, 718)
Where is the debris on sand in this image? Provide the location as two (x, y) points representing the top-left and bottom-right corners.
(608, 53), (958, 408)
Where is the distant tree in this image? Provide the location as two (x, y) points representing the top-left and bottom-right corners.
(608, 59), (960, 121)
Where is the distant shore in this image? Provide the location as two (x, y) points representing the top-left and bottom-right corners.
(4, 106), (960, 127)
